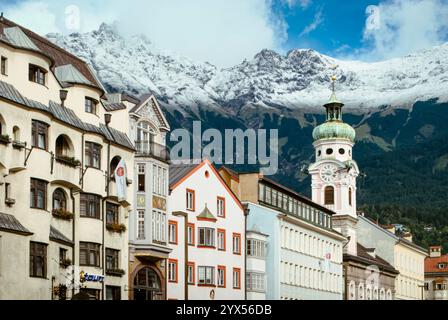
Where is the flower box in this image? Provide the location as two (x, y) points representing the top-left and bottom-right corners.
(12, 140), (26, 149)
(52, 208), (74, 221)
(55, 155), (81, 168)
(0, 135), (11, 145)
(106, 223), (127, 234)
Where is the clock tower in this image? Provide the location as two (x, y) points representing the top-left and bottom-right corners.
(308, 71), (360, 255)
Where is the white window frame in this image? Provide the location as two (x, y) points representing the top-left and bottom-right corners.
(198, 266), (215, 285)
(137, 210), (145, 240)
(198, 228), (215, 247)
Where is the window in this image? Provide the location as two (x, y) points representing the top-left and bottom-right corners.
(153, 165), (167, 196)
(29, 64), (46, 85)
(246, 272), (266, 292)
(106, 286), (121, 300)
(85, 97), (97, 114)
(218, 266), (226, 288)
(168, 259), (178, 283)
(31, 120), (48, 149)
(198, 228), (215, 247)
(1, 56), (7, 75)
(339, 148), (345, 155)
(55, 135), (72, 158)
(138, 164), (145, 192)
(186, 189), (195, 211)
(137, 210), (145, 240)
(85, 142), (102, 169)
(59, 248), (67, 264)
(187, 223), (195, 246)
(168, 220), (178, 244)
(80, 288), (101, 300)
(233, 268), (241, 289)
(188, 262), (195, 285)
(247, 239), (266, 259)
(324, 186), (335, 205)
(30, 178), (47, 210)
(80, 193), (101, 219)
(106, 203), (119, 224)
(217, 229), (226, 251)
(349, 188), (353, 206)
(106, 248), (119, 271)
(326, 148), (333, 155)
(233, 233), (241, 255)
(79, 242), (101, 267)
(198, 266), (215, 285)
(152, 210), (166, 243)
(217, 197), (226, 218)
(30, 242), (47, 278)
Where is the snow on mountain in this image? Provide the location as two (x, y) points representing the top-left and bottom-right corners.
(47, 23), (448, 116)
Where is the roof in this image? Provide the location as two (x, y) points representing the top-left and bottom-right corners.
(54, 64), (93, 86)
(129, 93), (154, 113)
(50, 226), (73, 246)
(425, 255), (448, 274)
(3, 26), (40, 51)
(344, 243), (399, 274)
(0, 212), (33, 236)
(197, 205), (217, 221)
(219, 165), (240, 181)
(103, 102), (127, 112)
(169, 163), (200, 188)
(358, 215), (428, 255)
(0, 17), (102, 91)
(0, 80), (134, 150)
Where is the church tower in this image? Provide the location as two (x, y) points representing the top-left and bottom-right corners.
(308, 70), (360, 255)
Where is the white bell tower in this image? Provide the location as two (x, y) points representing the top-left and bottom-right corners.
(308, 68), (360, 256)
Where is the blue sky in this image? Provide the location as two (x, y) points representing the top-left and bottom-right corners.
(3, 0), (448, 66)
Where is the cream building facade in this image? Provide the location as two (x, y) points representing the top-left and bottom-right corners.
(0, 18), (134, 300)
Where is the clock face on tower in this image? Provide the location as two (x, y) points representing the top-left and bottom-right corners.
(320, 164), (338, 183)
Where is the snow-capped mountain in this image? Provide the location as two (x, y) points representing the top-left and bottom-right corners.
(47, 23), (448, 117)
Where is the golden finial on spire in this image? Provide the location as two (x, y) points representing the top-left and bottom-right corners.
(330, 64), (339, 93)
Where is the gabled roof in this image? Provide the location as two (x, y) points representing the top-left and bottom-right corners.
(129, 94), (170, 131)
(50, 226), (73, 246)
(169, 163), (200, 188)
(0, 17), (102, 91)
(0, 212), (33, 236)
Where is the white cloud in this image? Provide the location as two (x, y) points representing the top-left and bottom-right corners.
(299, 8), (323, 37)
(4, 0), (288, 67)
(284, 0), (313, 9)
(361, 0), (448, 60)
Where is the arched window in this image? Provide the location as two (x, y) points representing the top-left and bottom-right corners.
(110, 156), (122, 175)
(55, 135), (73, 157)
(349, 281), (356, 300)
(53, 188), (67, 211)
(13, 126), (20, 141)
(380, 288), (386, 300)
(349, 188), (353, 206)
(386, 289), (392, 300)
(358, 283), (365, 300)
(324, 186), (335, 205)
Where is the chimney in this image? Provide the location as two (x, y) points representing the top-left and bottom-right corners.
(430, 246), (442, 258)
(403, 232), (413, 242)
(104, 113), (112, 126)
(59, 90), (68, 107)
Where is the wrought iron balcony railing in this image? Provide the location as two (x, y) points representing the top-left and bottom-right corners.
(135, 140), (170, 162)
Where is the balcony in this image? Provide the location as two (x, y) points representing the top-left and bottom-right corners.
(135, 141), (170, 162)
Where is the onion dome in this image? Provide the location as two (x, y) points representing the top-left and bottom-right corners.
(313, 76), (356, 142)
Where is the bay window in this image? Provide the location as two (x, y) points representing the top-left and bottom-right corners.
(198, 228), (215, 247)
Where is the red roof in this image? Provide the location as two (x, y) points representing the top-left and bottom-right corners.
(425, 255), (448, 274)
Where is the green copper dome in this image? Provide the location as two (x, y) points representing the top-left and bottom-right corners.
(313, 121), (356, 142)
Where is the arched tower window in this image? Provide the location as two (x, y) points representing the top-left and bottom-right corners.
(324, 186), (335, 205)
(349, 188), (353, 206)
(13, 126), (20, 141)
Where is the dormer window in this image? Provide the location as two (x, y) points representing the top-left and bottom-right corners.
(85, 97), (98, 115)
(1, 56), (7, 75)
(438, 263), (446, 269)
(29, 64), (46, 85)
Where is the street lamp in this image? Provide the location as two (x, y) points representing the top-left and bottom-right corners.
(173, 211), (189, 300)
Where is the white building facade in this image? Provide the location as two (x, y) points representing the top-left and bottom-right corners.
(167, 160), (245, 300)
